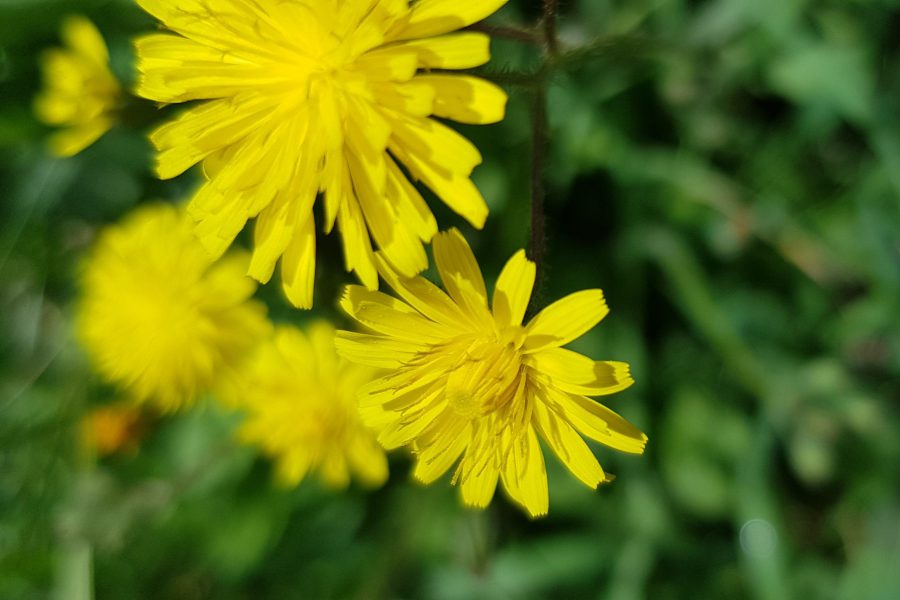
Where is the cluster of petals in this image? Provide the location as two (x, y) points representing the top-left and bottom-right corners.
(34, 16), (121, 156)
(235, 322), (389, 488)
(77, 203), (269, 412)
(337, 229), (647, 516)
(135, 0), (509, 308)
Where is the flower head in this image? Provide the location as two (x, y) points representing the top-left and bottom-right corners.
(337, 229), (647, 516)
(77, 203), (269, 412)
(135, 0), (509, 308)
(235, 322), (389, 489)
(34, 15), (121, 156)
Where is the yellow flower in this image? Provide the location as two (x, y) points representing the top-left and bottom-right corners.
(336, 229), (647, 517)
(134, 0), (509, 308)
(34, 15), (121, 157)
(81, 403), (146, 456)
(77, 203), (269, 412)
(235, 322), (389, 489)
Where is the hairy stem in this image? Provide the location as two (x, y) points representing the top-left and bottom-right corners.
(527, 0), (561, 313)
(542, 0), (560, 56)
(528, 84), (549, 313)
(468, 22), (542, 46)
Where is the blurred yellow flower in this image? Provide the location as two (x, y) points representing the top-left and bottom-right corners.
(34, 15), (121, 157)
(81, 403), (146, 456)
(236, 322), (388, 489)
(77, 203), (269, 412)
(134, 0), (509, 308)
(337, 229), (647, 517)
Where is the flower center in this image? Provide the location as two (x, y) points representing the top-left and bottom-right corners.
(445, 336), (524, 419)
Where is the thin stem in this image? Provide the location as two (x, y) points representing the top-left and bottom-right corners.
(528, 84), (549, 313)
(467, 22), (542, 46)
(526, 0), (560, 314)
(542, 0), (560, 56)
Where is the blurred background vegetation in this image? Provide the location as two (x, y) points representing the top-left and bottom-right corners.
(2, 0), (899, 598)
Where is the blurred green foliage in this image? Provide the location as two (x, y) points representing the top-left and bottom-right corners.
(2, 0), (899, 598)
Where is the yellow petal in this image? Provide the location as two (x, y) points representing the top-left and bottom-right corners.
(47, 118), (111, 157)
(413, 416), (470, 484)
(248, 202), (293, 283)
(378, 394), (447, 449)
(390, 0), (509, 41)
(544, 387), (647, 455)
(460, 458), (500, 509)
(500, 426), (548, 518)
(531, 349), (634, 396)
(353, 46), (419, 81)
(63, 16), (108, 66)
(345, 146), (427, 277)
(374, 254), (469, 329)
(432, 228), (488, 307)
(390, 114), (483, 177)
(337, 191), (379, 290)
(281, 214), (317, 309)
(533, 401), (606, 488)
(416, 75), (508, 125)
(523, 290), (609, 352)
(492, 249), (535, 327)
(340, 286), (449, 343)
(386, 155), (438, 241)
(151, 96), (277, 179)
(389, 140), (489, 228)
(334, 331), (423, 369)
(399, 32), (490, 70)
(275, 448), (311, 486)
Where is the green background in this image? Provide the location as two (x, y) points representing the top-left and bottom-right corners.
(2, 0), (899, 598)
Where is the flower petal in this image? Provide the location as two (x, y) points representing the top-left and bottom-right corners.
(63, 16), (108, 66)
(374, 254), (471, 329)
(334, 331), (424, 369)
(500, 426), (548, 518)
(523, 290), (609, 352)
(413, 415), (470, 484)
(533, 400), (606, 488)
(432, 228), (488, 306)
(399, 32), (491, 70)
(390, 0), (509, 41)
(281, 214), (317, 309)
(492, 249), (535, 327)
(417, 75), (508, 124)
(543, 386), (647, 455)
(340, 286), (449, 343)
(531, 348), (634, 396)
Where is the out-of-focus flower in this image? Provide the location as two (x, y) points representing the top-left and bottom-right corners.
(337, 229), (647, 517)
(76, 203), (269, 412)
(34, 15), (121, 156)
(134, 0), (509, 308)
(236, 322), (388, 489)
(81, 403), (146, 456)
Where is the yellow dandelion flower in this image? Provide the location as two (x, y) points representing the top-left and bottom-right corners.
(81, 403), (147, 456)
(236, 322), (389, 489)
(134, 0), (509, 308)
(34, 15), (121, 157)
(336, 229), (648, 517)
(77, 203), (270, 412)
